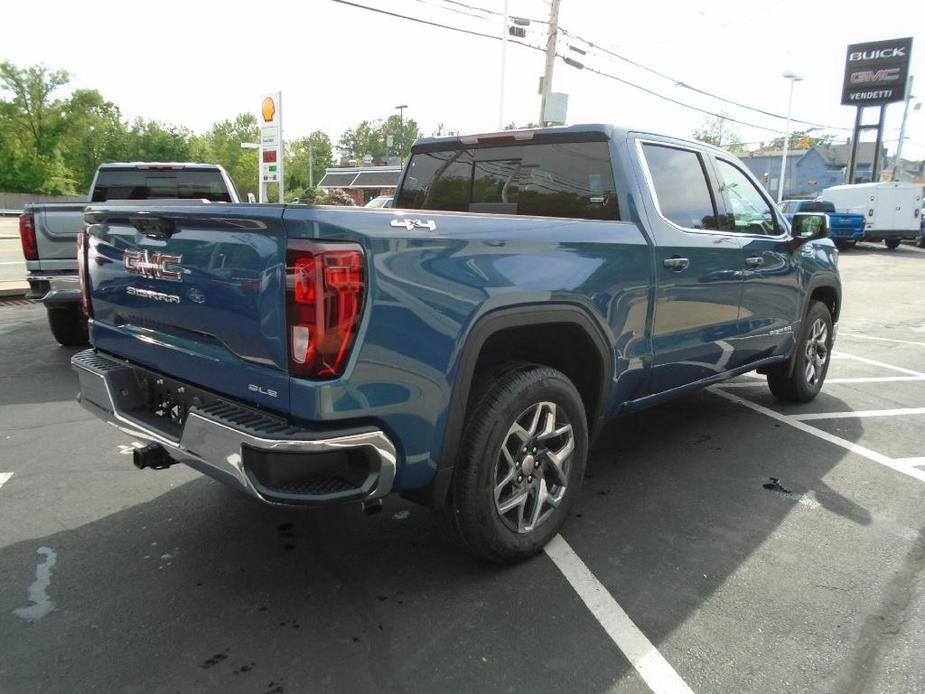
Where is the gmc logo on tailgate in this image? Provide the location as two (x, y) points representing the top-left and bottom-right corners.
(124, 250), (183, 281)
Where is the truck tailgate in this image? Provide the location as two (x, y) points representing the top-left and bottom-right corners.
(828, 213), (864, 231)
(85, 205), (290, 411)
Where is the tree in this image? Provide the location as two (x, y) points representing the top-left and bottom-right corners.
(337, 115), (420, 163)
(759, 129), (833, 152)
(286, 131), (333, 194)
(432, 122), (459, 137)
(0, 61), (80, 193)
(0, 61), (70, 157)
(200, 113), (259, 198)
(691, 115), (744, 152)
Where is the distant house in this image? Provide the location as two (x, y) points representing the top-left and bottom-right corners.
(317, 165), (402, 205)
(739, 142), (886, 199)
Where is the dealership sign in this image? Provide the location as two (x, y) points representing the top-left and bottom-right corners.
(260, 92), (282, 184)
(841, 37), (913, 106)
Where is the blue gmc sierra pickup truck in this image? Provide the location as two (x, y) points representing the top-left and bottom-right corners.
(72, 125), (841, 562)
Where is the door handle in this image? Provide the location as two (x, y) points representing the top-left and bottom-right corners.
(745, 255), (764, 268)
(663, 256), (690, 271)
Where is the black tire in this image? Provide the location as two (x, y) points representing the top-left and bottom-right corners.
(438, 364), (588, 563)
(767, 301), (833, 403)
(884, 239), (901, 249)
(916, 234), (925, 249)
(46, 305), (88, 346)
(834, 240), (856, 250)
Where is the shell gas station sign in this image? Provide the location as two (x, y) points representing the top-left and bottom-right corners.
(260, 92), (283, 199)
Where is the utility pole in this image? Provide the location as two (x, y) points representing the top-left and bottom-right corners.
(308, 141), (314, 189)
(538, 0), (561, 127)
(893, 74), (915, 179)
(498, 0), (509, 129)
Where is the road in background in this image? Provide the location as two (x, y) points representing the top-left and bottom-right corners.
(0, 218), (26, 290)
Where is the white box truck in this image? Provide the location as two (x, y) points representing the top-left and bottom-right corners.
(820, 181), (922, 249)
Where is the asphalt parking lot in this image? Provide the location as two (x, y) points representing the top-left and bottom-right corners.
(1, 242), (924, 693)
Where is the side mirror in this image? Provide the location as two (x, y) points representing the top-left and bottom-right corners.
(790, 212), (829, 245)
(247, 193), (257, 204)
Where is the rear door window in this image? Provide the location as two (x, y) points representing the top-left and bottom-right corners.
(397, 140), (619, 220)
(641, 144), (719, 230)
(92, 169), (232, 202)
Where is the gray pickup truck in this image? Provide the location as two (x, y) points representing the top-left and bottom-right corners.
(20, 162), (239, 345)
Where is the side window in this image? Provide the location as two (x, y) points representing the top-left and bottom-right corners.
(714, 159), (779, 235)
(642, 144), (718, 230)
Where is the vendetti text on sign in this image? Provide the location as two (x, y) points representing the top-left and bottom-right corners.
(841, 37), (913, 106)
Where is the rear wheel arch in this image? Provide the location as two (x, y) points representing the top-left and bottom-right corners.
(415, 304), (613, 509)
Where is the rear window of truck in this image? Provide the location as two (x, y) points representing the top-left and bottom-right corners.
(91, 169), (232, 202)
(397, 140), (619, 220)
(799, 201), (836, 213)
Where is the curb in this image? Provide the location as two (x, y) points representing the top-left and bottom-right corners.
(0, 282), (29, 298)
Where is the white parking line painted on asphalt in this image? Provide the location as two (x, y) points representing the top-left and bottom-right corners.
(720, 376), (925, 388)
(894, 457), (925, 467)
(832, 352), (925, 378)
(792, 407), (925, 421)
(839, 333), (925, 347)
(545, 535), (694, 694)
(0, 472), (12, 489)
(709, 386), (925, 485)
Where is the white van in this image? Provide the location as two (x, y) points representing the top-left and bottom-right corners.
(820, 182), (922, 249)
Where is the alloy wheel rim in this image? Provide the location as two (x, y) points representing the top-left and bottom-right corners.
(493, 401), (574, 534)
(803, 318), (829, 386)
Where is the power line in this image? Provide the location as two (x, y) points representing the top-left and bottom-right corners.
(329, 0), (511, 41)
(424, 0), (852, 132)
(327, 0), (818, 136)
(557, 27), (851, 132)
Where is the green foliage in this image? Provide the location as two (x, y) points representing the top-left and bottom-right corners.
(200, 113), (259, 198)
(692, 115), (744, 153)
(286, 131), (333, 194)
(0, 59), (414, 198)
(337, 115), (420, 163)
(760, 130), (833, 152)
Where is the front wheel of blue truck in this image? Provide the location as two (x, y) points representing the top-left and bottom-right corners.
(439, 364), (588, 563)
(767, 301), (833, 403)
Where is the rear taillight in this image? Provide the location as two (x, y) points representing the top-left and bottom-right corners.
(286, 242), (365, 379)
(19, 213), (37, 260)
(76, 230), (93, 318)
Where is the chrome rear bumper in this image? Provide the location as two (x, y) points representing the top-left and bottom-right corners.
(26, 273), (80, 303)
(70, 349), (397, 505)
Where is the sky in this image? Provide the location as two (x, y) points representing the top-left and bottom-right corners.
(2, 0), (924, 161)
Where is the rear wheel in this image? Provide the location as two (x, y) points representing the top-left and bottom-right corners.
(885, 239), (901, 249)
(46, 305), (88, 346)
(834, 240), (857, 250)
(916, 233), (925, 249)
(439, 364), (588, 563)
(767, 301), (833, 403)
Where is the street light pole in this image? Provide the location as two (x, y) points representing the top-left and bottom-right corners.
(893, 75), (916, 179)
(777, 71), (803, 203)
(395, 104), (408, 164)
